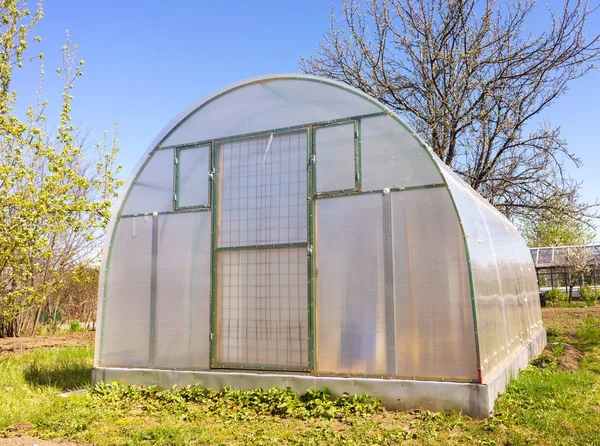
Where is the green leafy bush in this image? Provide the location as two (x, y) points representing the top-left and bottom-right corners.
(545, 288), (568, 306)
(89, 382), (382, 420)
(579, 284), (600, 306)
(69, 320), (83, 333)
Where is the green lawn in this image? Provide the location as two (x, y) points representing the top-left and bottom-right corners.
(1, 318), (600, 445)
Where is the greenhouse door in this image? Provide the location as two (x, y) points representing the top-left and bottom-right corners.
(211, 130), (311, 371)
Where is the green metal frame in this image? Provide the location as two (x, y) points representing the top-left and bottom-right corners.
(215, 242), (308, 251)
(314, 183), (445, 200)
(120, 208), (211, 219)
(312, 119), (361, 196)
(209, 129), (314, 373)
(356, 119), (362, 190)
(174, 143), (212, 212)
(209, 140), (220, 369)
(307, 128), (317, 371)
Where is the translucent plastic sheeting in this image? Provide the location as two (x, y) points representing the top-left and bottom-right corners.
(315, 123), (356, 192)
(216, 248), (309, 369)
(218, 131), (307, 247)
(178, 145), (210, 208)
(392, 188), (478, 381)
(161, 79), (381, 147)
(475, 199), (517, 375)
(360, 115), (442, 191)
(155, 212), (211, 369)
(438, 158), (540, 380)
(316, 194), (388, 376)
(122, 149), (174, 215)
(508, 224), (542, 339)
(101, 216), (152, 367)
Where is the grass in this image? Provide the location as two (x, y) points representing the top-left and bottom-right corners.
(1, 312), (600, 445)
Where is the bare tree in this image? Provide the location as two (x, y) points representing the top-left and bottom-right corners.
(302, 0), (600, 221)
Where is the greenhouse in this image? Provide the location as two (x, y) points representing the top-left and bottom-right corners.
(530, 244), (600, 297)
(93, 74), (545, 418)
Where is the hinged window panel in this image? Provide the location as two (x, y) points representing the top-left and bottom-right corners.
(314, 122), (357, 193)
(176, 144), (211, 209)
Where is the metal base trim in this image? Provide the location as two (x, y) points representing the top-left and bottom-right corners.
(93, 328), (546, 419)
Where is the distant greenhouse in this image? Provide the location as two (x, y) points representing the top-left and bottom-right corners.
(94, 74), (545, 418)
(530, 244), (600, 295)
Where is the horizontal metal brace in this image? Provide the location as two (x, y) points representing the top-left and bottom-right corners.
(315, 183), (446, 200)
(215, 242), (308, 251)
(120, 207), (211, 218)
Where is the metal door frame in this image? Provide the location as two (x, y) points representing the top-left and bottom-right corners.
(209, 128), (314, 372)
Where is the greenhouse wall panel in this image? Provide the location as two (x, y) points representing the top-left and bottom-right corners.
(360, 115), (442, 190)
(315, 194), (387, 376)
(122, 149), (174, 215)
(392, 188), (477, 381)
(101, 216), (153, 367)
(155, 212), (211, 369)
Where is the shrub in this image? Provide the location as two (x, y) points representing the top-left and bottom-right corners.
(69, 320), (83, 333)
(579, 284), (600, 306)
(545, 288), (568, 306)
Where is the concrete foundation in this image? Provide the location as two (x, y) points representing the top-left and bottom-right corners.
(93, 328), (546, 419)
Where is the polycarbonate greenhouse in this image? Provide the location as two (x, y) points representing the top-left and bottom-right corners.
(94, 74), (545, 417)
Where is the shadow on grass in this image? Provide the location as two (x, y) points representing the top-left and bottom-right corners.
(23, 362), (92, 390)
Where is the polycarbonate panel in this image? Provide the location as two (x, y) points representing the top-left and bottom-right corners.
(315, 123), (356, 192)
(101, 216), (152, 366)
(216, 248), (309, 369)
(178, 145), (210, 208)
(392, 188), (478, 381)
(439, 158), (542, 381)
(507, 224), (543, 341)
(155, 212), (211, 368)
(161, 79), (380, 147)
(316, 194), (387, 375)
(122, 149), (174, 215)
(218, 131), (307, 247)
(361, 116), (442, 191)
(476, 200), (516, 374)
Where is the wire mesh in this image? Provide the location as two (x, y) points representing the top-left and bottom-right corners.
(217, 248), (308, 368)
(215, 131), (309, 369)
(218, 131), (307, 247)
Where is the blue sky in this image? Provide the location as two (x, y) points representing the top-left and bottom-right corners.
(11, 0), (600, 240)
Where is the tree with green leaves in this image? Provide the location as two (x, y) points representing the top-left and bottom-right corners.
(520, 211), (595, 248)
(0, 1), (123, 337)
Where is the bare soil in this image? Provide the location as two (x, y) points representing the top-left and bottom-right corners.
(0, 332), (95, 357)
(0, 436), (90, 446)
(542, 304), (600, 337)
(557, 344), (584, 371)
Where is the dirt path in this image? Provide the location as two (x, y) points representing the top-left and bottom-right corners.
(0, 436), (90, 446)
(0, 332), (95, 357)
(0, 436), (91, 446)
